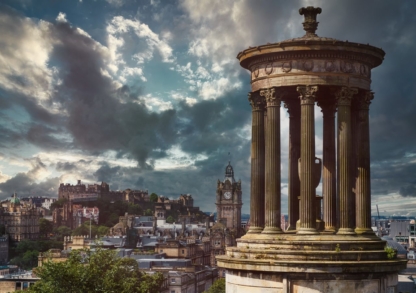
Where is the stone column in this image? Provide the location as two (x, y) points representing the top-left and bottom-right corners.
(297, 85), (319, 235)
(284, 98), (301, 231)
(247, 92), (265, 234)
(336, 87), (358, 235)
(355, 91), (374, 234)
(350, 99), (359, 229)
(318, 100), (336, 232)
(261, 87), (284, 234)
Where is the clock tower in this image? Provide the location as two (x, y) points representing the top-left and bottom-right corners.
(216, 161), (243, 239)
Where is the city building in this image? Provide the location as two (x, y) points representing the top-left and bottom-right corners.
(0, 235), (9, 265)
(72, 206), (99, 228)
(215, 161), (243, 240)
(0, 194), (42, 241)
(54, 180), (149, 228)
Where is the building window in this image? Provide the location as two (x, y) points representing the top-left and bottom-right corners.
(171, 278), (176, 283)
(182, 249), (185, 254)
(160, 250), (163, 253)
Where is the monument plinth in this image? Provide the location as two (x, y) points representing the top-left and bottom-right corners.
(217, 7), (406, 293)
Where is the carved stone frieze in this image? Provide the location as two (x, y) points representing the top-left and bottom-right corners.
(253, 66), (259, 78)
(325, 60), (336, 72)
(335, 87), (358, 106)
(340, 60), (355, 73)
(248, 92), (265, 111)
(250, 59), (371, 84)
(265, 63), (273, 75)
(297, 85), (318, 105)
(282, 61), (292, 73)
(303, 60), (314, 71)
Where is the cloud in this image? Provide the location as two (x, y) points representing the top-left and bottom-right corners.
(56, 12), (67, 23)
(0, 157), (58, 199)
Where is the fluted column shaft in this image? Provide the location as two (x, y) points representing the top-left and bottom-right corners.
(297, 85), (319, 235)
(285, 99), (301, 231)
(336, 87), (358, 235)
(261, 88), (284, 234)
(319, 100), (336, 232)
(350, 100), (359, 229)
(247, 92), (265, 234)
(355, 91), (374, 234)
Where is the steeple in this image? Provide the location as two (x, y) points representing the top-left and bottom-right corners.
(224, 161), (235, 183)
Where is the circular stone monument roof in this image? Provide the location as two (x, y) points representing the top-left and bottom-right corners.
(237, 6), (385, 71)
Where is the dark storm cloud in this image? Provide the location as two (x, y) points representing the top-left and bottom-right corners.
(93, 162), (123, 183)
(399, 185), (416, 197)
(0, 157), (59, 199)
(55, 160), (91, 172)
(47, 20), (178, 168)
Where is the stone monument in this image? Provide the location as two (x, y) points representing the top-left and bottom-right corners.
(217, 7), (406, 293)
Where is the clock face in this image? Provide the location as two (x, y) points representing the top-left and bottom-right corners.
(224, 191), (232, 199)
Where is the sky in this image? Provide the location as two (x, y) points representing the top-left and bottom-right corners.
(0, 0), (415, 217)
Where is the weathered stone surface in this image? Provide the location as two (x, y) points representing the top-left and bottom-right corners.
(219, 6), (404, 293)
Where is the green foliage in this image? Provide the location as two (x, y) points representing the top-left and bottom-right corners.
(385, 246), (396, 259)
(166, 215), (175, 223)
(10, 240), (63, 270)
(85, 198), (153, 227)
(335, 244), (341, 253)
(144, 209), (153, 216)
(53, 226), (72, 241)
(29, 248), (164, 293)
(128, 203), (143, 215)
(71, 221), (109, 237)
(50, 198), (68, 210)
(204, 278), (225, 293)
(149, 193), (158, 202)
(39, 218), (53, 238)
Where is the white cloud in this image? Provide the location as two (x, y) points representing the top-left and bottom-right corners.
(106, 16), (175, 84)
(56, 12), (67, 23)
(0, 13), (55, 104)
(142, 94), (173, 112)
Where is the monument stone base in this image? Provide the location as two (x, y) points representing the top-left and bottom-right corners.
(217, 234), (407, 293)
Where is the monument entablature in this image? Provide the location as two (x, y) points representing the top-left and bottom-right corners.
(217, 6), (406, 293)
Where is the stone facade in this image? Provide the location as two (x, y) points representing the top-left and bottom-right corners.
(0, 194), (41, 241)
(217, 7), (407, 293)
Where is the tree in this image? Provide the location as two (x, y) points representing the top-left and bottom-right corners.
(204, 278), (225, 293)
(149, 193), (158, 202)
(39, 218), (53, 238)
(166, 215), (175, 223)
(53, 225), (72, 241)
(144, 209), (153, 216)
(29, 248), (164, 293)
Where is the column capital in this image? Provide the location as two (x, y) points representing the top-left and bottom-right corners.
(297, 85), (318, 105)
(357, 91), (374, 110)
(248, 92), (265, 111)
(335, 87), (358, 106)
(260, 88), (286, 107)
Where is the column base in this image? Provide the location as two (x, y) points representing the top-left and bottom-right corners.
(337, 228), (356, 235)
(355, 227), (375, 235)
(297, 227), (319, 235)
(261, 227), (283, 234)
(246, 227), (264, 234)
